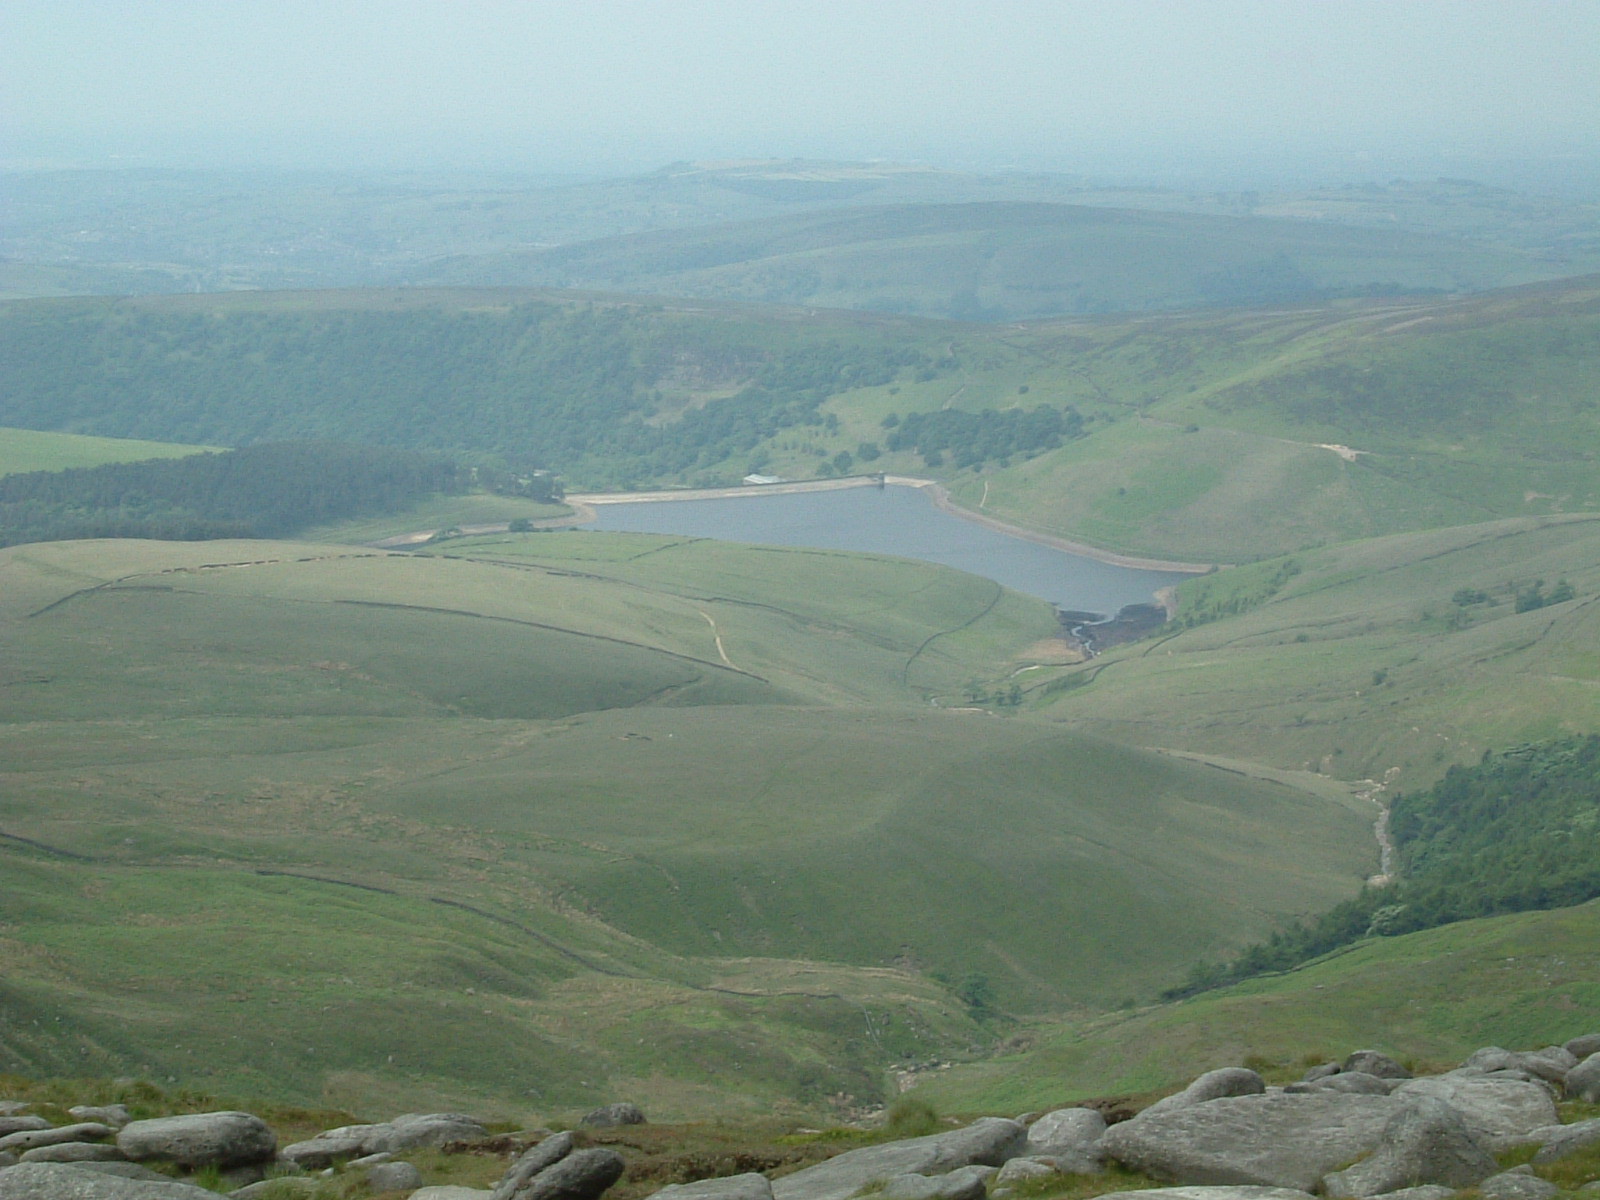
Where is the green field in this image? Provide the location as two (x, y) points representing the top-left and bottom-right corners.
(0, 532), (1379, 1113)
(912, 898), (1600, 1113)
(0, 425), (214, 476)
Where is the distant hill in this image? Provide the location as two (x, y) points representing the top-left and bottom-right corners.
(4, 278), (1599, 559)
(406, 200), (1571, 320)
(4, 162), (1596, 300)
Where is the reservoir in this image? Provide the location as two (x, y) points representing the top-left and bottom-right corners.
(585, 483), (1191, 615)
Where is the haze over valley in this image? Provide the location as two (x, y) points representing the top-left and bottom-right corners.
(4, 6), (1600, 1199)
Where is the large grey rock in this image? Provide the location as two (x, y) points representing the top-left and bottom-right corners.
(0, 1161), (219, 1198)
(379, 1112), (490, 1152)
(505, 1147), (626, 1200)
(69, 1108), (132, 1130)
(581, 1103), (645, 1129)
(1361, 1187), (1455, 1200)
(1100, 1091), (1401, 1191)
(63, 1162), (173, 1183)
(771, 1119), (1025, 1200)
(0, 1115), (53, 1137)
(1565, 1034), (1600, 1061)
(413, 1190), (494, 1200)
(1463, 1047), (1576, 1087)
(1023, 1106), (1105, 1170)
(1391, 1072), (1559, 1149)
(1533, 1118), (1600, 1164)
(230, 1180), (321, 1200)
(994, 1157), (1055, 1185)
(116, 1112), (276, 1169)
(1567, 1052), (1600, 1103)
(368, 1160), (426, 1192)
(1142, 1069), (1267, 1118)
(649, 1173), (774, 1200)
(279, 1125), (382, 1168)
(926, 1119), (1027, 1173)
(0, 1123), (115, 1153)
(20, 1143), (128, 1163)
(881, 1167), (991, 1200)
(1088, 1190), (1313, 1200)
(282, 1112), (486, 1165)
(1322, 1097), (1497, 1198)
(1478, 1168), (1560, 1200)
(1343, 1053), (1411, 1080)
(1303, 1064), (1342, 1083)
(490, 1132), (576, 1200)
(1312, 1073), (1394, 1096)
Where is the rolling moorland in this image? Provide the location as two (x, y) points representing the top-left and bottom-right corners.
(5, 161), (1599, 303)
(406, 199), (1573, 320)
(2, 230), (1600, 1124)
(0, 533), (1375, 1115)
(2, 273), (1598, 562)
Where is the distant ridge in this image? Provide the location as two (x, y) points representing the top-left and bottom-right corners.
(406, 199), (1566, 320)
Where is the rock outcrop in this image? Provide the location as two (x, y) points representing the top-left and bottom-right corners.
(1389, 1072), (1559, 1149)
(1321, 1097), (1497, 1198)
(116, 1112), (276, 1169)
(1101, 1092), (1400, 1191)
(770, 1118), (1024, 1200)
(1022, 1106), (1105, 1172)
(0, 1161), (220, 1198)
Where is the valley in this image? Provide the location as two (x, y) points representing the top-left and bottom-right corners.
(2, 186), (1598, 1131)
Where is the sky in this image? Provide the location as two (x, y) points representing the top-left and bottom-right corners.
(4, 0), (1599, 183)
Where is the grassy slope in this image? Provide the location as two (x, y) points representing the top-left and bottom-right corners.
(0, 533), (1373, 1113)
(410, 201), (1578, 321)
(912, 898), (1600, 1113)
(1015, 514), (1600, 789)
(0, 426), (214, 476)
(843, 278), (1600, 563)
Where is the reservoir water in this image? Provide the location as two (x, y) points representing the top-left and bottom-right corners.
(586, 483), (1190, 615)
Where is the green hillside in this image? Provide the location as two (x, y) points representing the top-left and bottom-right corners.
(1010, 514), (1600, 789)
(911, 898), (1600, 1113)
(4, 278), (1597, 561)
(409, 201), (1569, 321)
(930, 278), (1600, 561)
(0, 532), (1375, 1113)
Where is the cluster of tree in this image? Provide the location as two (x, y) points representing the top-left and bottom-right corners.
(0, 442), (468, 548)
(1514, 578), (1576, 612)
(1169, 559), (1301, 630)
(0, 301), (945, 489)
(1164, 735), (1600, 999)
(880, 404), (1082, 469)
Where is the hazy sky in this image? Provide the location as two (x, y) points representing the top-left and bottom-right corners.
(5, 0), (1598, 180)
